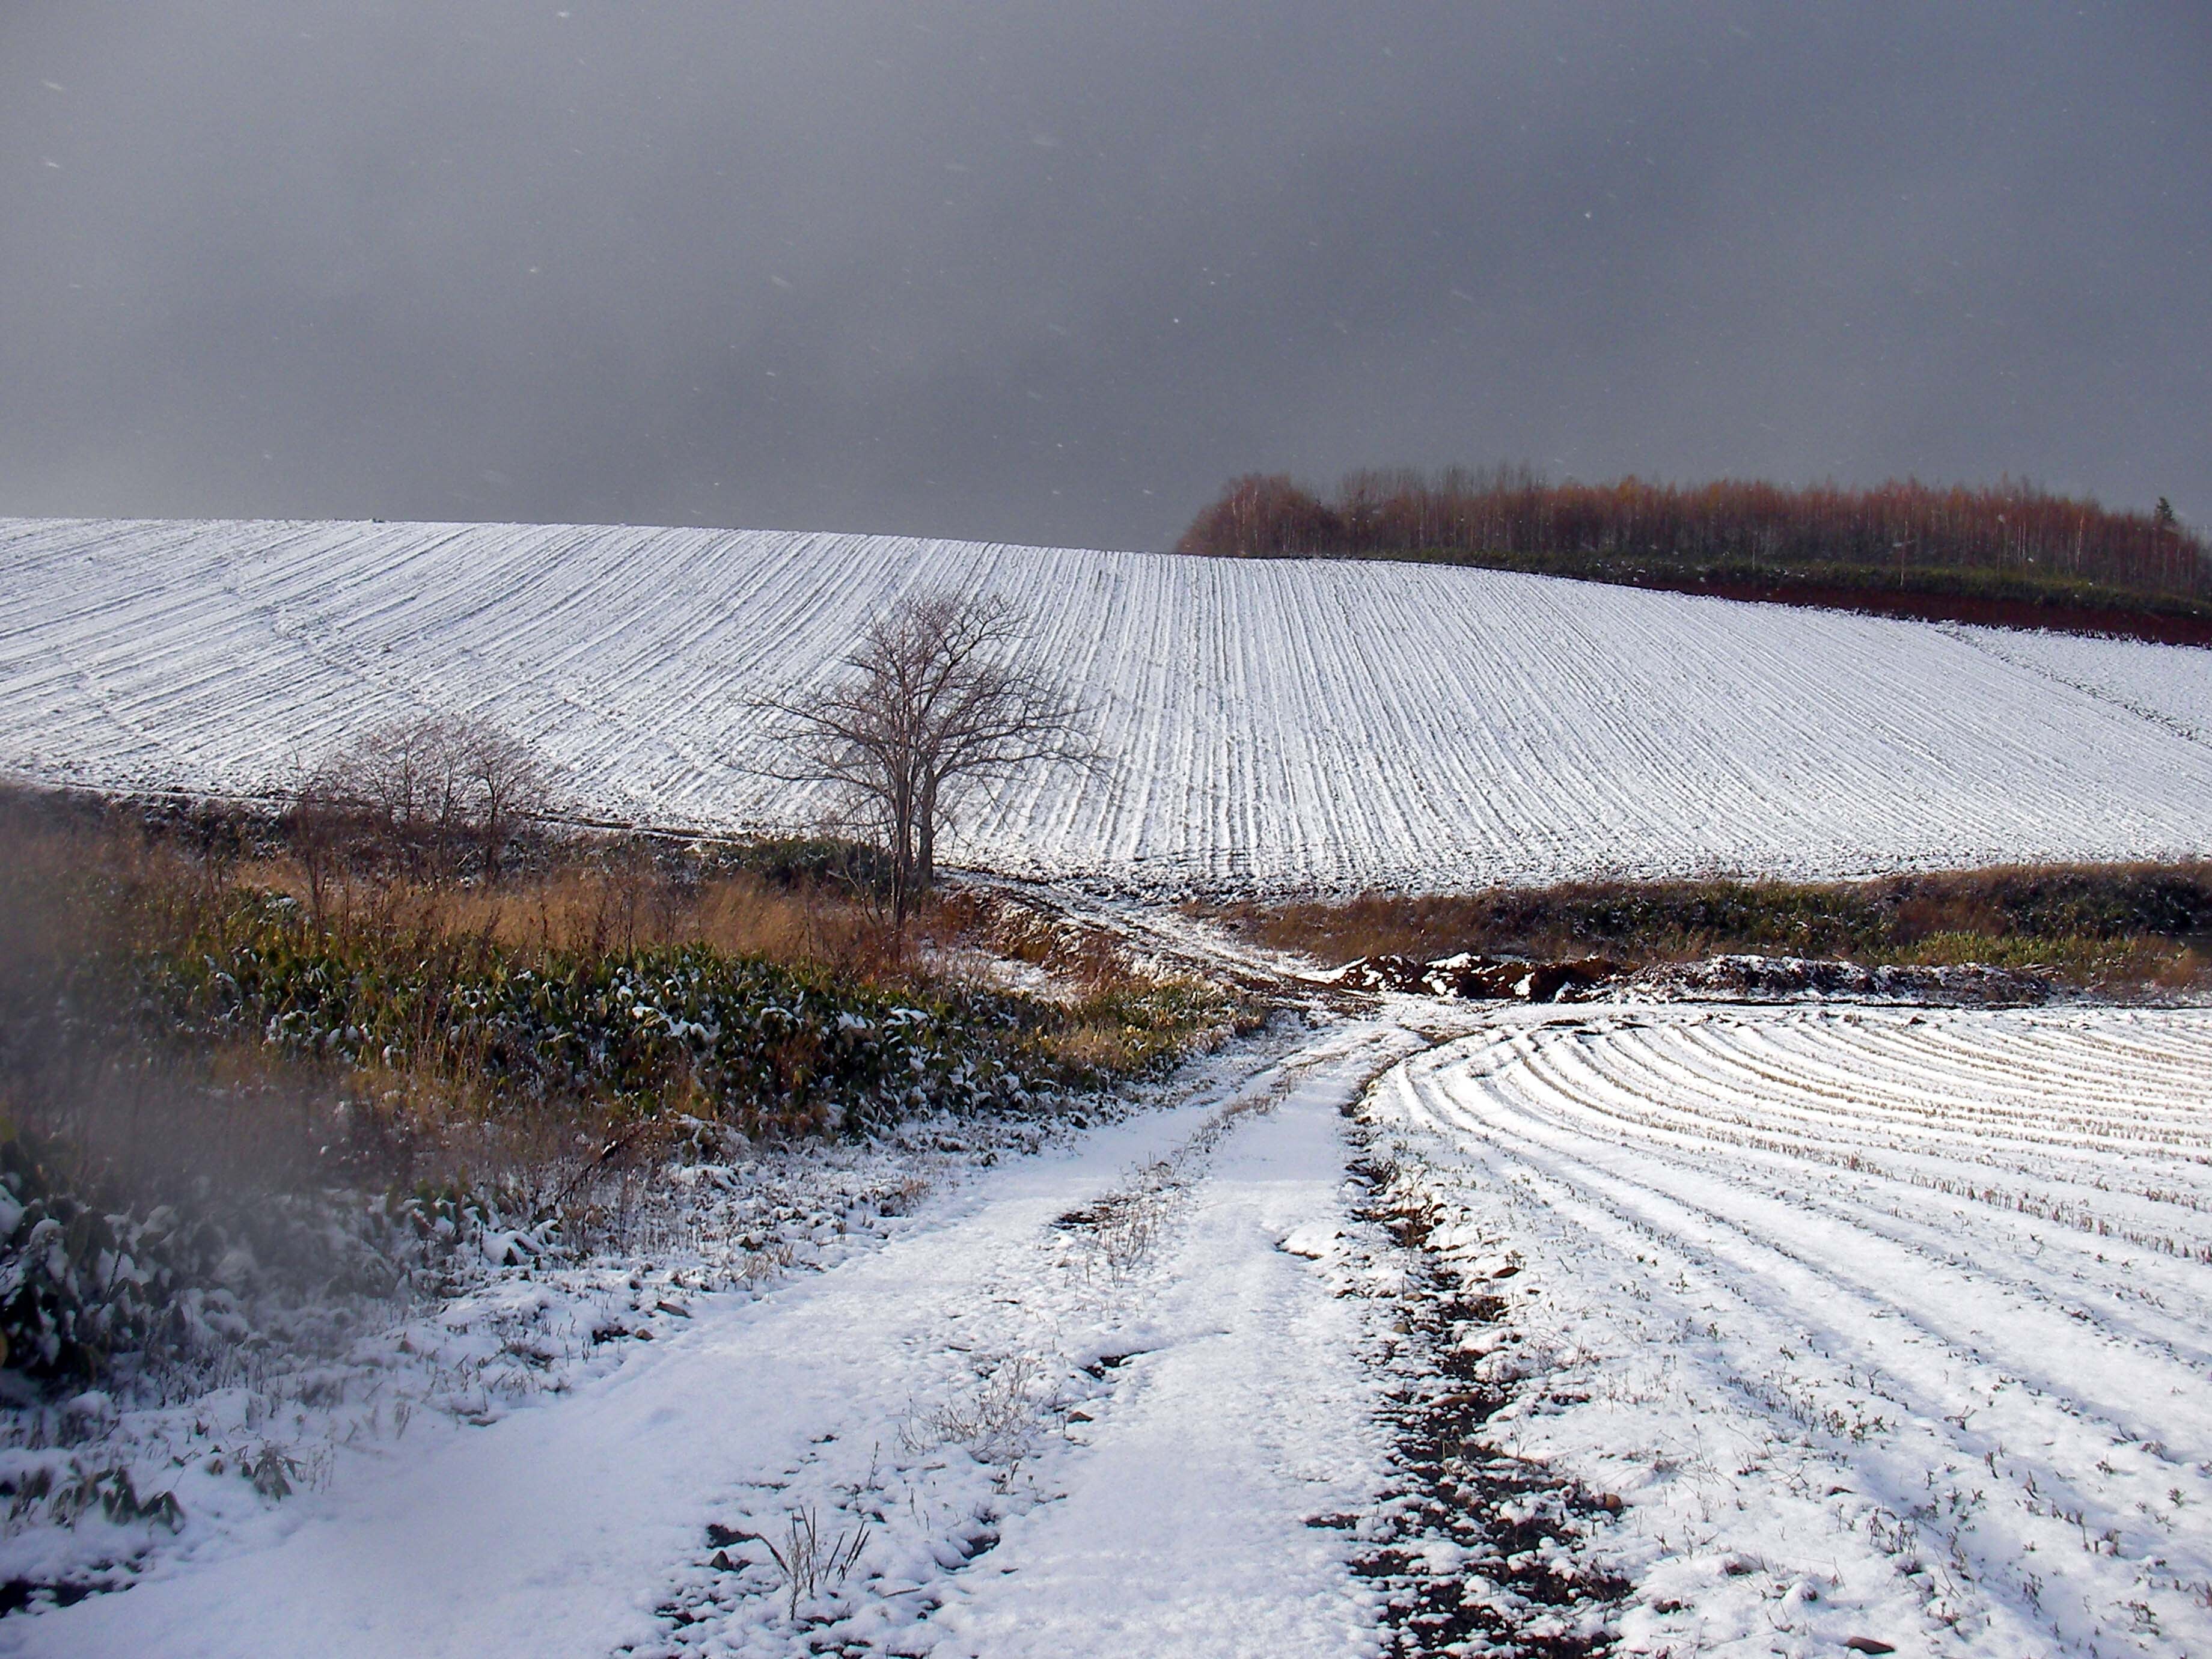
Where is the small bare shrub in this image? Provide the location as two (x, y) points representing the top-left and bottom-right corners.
(310, 713), (554, 884)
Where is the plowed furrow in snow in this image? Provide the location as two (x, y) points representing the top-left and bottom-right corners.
(1408, 1048), (2212, 1454)
(1368, 1006), (2212, 1657)
(1535, 1016), (2212, 1241)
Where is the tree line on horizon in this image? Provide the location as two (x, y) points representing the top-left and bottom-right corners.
(1175, 467), (2209, 601)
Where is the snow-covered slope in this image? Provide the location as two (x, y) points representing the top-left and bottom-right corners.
(1955, 622), (2212, 745)
(4, 516), (2210, 893)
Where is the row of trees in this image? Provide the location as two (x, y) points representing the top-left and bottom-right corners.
(290, 713), (555, 907)
(1178, 468), (2210, 599)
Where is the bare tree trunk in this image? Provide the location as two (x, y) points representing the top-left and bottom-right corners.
(888, 766), (917, 929)
(915, 773), (938, 897)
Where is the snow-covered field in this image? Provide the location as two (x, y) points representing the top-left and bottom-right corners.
(1363, 1004), (2212, 1657)
(5, 516), (2212, 892)
(1954, 624), (2212, 747)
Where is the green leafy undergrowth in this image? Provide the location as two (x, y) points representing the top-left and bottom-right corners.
(0, 1128), (185, 1384)
(0, 1121), (513, 1390)
(138, 896), (1173, 1140)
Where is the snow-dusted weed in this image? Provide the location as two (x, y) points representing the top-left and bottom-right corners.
(1053, 1166), (1175, 1285)
(761, 1503), (872, 1622)
(905, 1352), (1058, 1477)
(1050, 1054), (1312, 1294)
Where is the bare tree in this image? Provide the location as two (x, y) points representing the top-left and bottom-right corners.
(763, 591), (1090, 926)
(455, 720), (555, 878)
(328, 717), (463, 873)
(311, 713), (555, 884)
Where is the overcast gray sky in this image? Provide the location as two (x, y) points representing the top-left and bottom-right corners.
(3, 3), (2205, 549)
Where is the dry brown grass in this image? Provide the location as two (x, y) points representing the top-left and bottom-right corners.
(929, 888), (1135, 993)
(237, 854), (904, 977)
(2, 785), (1249, 1224)
(924, 887), (1255, 1075)
(0, 792), (916, 1206)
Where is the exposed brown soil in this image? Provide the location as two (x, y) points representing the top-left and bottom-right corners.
(1325, 953), (1620, 1002)
(1640, 572), (2212, 646)
(1348, 1151), (1629, 1657)
(1321, 949), (2053, 1007)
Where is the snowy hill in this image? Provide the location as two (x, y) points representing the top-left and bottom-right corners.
(3, 516), (2210, 893)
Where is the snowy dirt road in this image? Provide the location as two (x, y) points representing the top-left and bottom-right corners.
(5, 1017), (1435, 1659)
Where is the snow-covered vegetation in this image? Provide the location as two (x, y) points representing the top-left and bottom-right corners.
(6, 516), (2212, 893)
(0, 1113), (1079, 1628)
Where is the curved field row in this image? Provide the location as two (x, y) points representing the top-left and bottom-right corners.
(1556, 1016), (2212, 1226)
(1961, 624), (2212, 748)
(1372, 1006), (2212, 1655)
(6, 517), (2212, 893)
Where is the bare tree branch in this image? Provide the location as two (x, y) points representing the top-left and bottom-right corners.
(759, 590), (1092, 926)
(304, 713), (557, 885)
